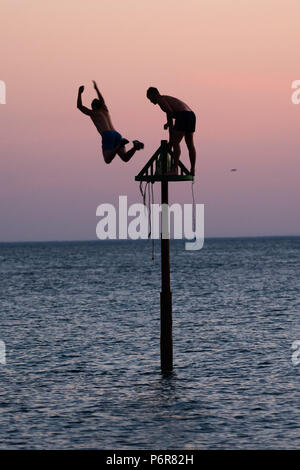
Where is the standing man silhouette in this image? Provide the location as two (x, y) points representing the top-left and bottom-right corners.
(146, 87), (196, 175)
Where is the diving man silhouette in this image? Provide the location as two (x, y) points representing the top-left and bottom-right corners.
(77, 81), (144, 164)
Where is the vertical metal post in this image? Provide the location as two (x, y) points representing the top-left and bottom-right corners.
(160, 140), (173, 373)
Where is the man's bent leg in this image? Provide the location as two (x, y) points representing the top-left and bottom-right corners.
(169, 130), (184, 173)
(185, 132), (196, 175)
(103, 149), (117, 164)
(117, 146), (136, 162)
(117, 140), (144, 163)
(103, 138), (129, 164)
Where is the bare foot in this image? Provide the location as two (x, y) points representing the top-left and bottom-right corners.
(133, 140), (144, 150)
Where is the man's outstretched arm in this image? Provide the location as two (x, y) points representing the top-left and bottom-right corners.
(77, 85), (92, 115)
(92, 80), (107, 109)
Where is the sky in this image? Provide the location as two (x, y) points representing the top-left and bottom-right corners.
(0, 0), (299, 241)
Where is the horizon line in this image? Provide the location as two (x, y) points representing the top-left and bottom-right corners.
(0, 234), (299, 244)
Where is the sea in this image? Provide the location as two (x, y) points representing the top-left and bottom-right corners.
(0, 237), (299, 449)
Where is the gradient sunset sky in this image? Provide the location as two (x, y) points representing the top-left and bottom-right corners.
(1, 0), (299, 241)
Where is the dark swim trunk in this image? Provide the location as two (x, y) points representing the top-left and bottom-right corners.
(174, 111), (196, 133)
(101, 130), (123, 151)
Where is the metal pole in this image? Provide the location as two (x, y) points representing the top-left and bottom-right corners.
(160, 140), (173, 373)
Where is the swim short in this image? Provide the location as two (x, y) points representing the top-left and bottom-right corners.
(173, 111), (196, 133)
(102, 130), (123, 151)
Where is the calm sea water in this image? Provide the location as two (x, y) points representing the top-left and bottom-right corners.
(0, 238), (299, 449)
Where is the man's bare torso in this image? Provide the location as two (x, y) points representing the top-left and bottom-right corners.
(90, 106), (115, 135)
(161, 95), (192, 114)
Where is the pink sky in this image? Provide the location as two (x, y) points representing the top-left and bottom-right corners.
(1, 0), (300, 241)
